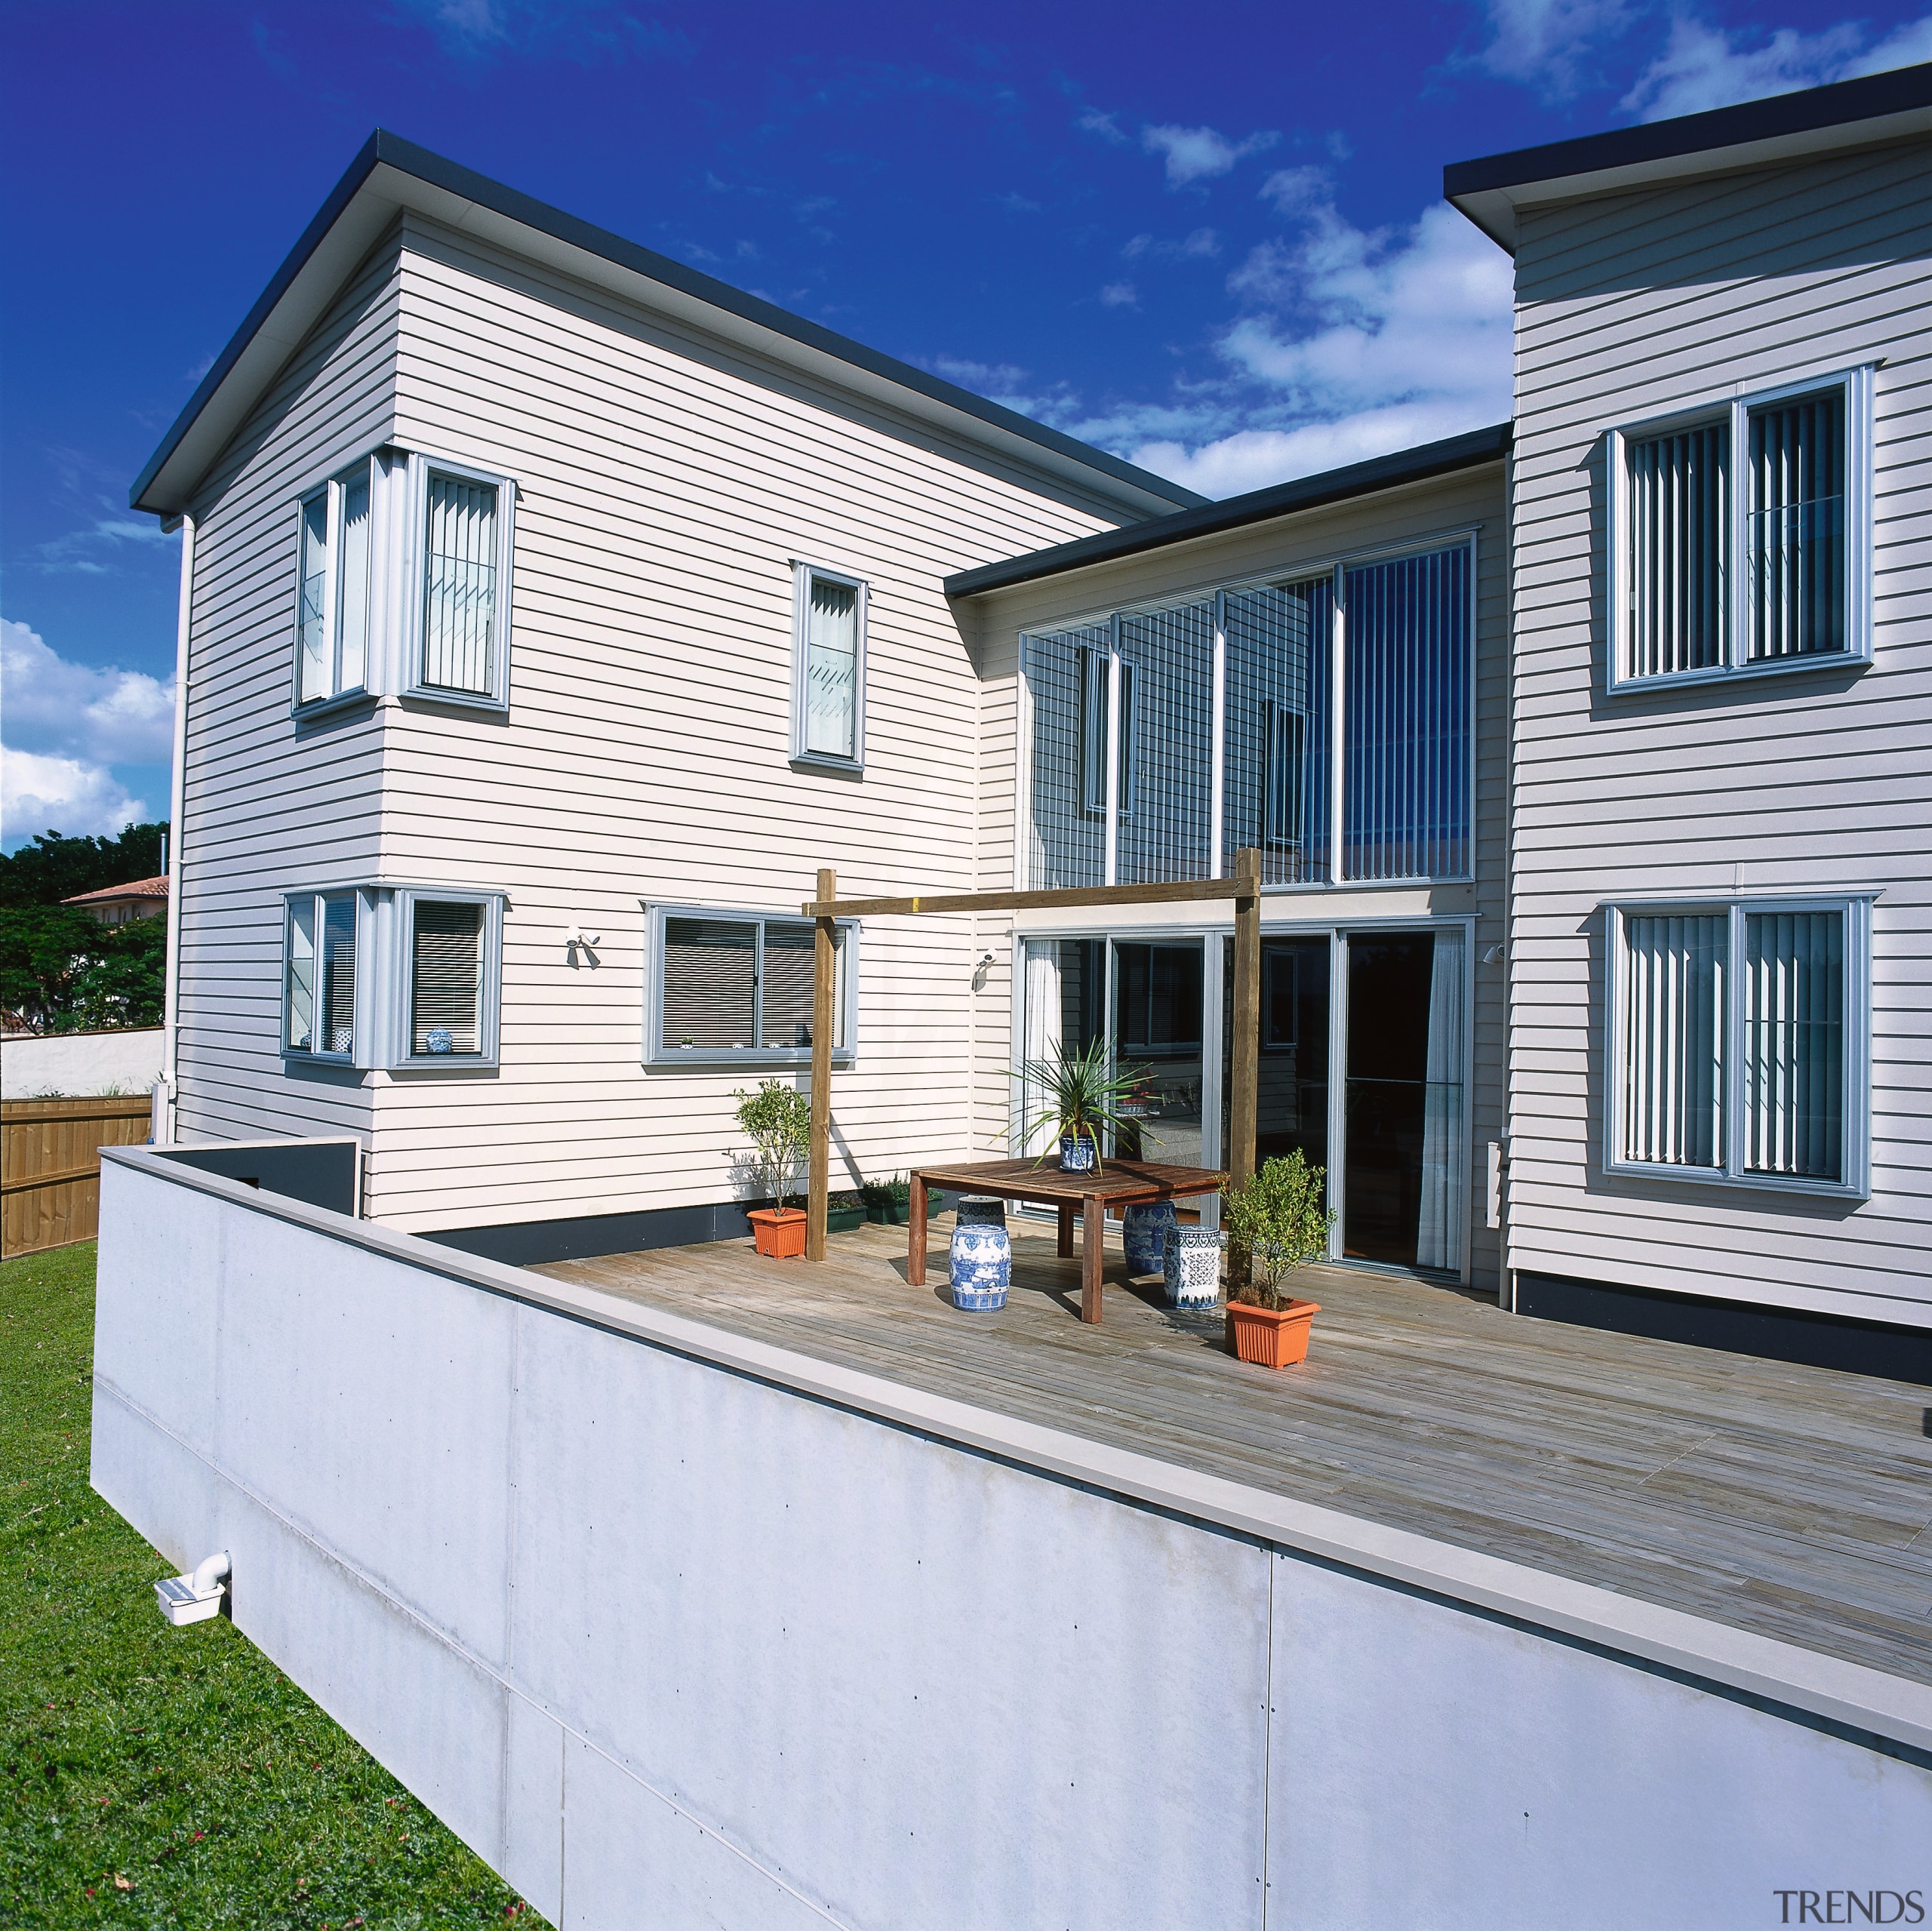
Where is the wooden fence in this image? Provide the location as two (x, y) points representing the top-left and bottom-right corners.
(2, 1096), (153, 1261)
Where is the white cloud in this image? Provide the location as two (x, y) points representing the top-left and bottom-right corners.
(2, 620), (177, 768)
(34, 513), (176, 577)
(1076, 107), (1128, 143)
(1140, 123), (1280, 186)
(1474, 0), (1635, 97)
(1099, 281), (1140, 308)
(1622, 11), (1932, 121)
(1, 749), (150, 845)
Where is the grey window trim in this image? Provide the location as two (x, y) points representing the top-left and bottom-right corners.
(281, 888), (365, 1065)
(390, 887), (505, 1070)
(1605, 364), (1876, 695)
(789, 560), (869, 771)
(399, 450), (517, 714)
(290, 450), (387, 715)
(643, 902), (860, 1069)
(1602, 894), (1872, 1201)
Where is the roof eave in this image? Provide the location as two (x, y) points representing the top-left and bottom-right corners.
(943, 422), (1512, 601)
(131, 131), (1206, 521)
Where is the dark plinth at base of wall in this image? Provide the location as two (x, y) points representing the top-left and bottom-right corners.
(155, 1140), (360, 1218)
(421, 1200), (761, 1268)
(1515, 1271), (1932, 1388)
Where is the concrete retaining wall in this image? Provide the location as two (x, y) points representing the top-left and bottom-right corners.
(2, 1027), (163, 1099)
(91, 1148), (1932, 1929)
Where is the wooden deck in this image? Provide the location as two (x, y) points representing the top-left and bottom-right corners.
(535, 1218), (1932, 1690)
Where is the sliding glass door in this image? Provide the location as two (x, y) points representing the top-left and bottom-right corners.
(1220, 936), (1331, 1178)
(1112, 941), (1205, 1164)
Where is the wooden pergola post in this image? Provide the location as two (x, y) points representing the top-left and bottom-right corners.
(806, 868), (835, 1262)
(1226, 845), (1262, 1291)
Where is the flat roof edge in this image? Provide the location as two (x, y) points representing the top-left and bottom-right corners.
(944, 422), (1512, 600)
(131, 130), (1205, 518)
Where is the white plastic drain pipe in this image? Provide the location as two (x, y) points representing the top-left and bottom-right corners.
(155, 1550), (229, 1626)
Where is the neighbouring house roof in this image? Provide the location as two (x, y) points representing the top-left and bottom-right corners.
(63, 876), (170, 907)
(943, 422), (1512, 601)
(129, 130), (1205, 523)
(1444, 60), (1932, 252)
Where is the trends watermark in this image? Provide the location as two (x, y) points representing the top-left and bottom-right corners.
(1774, 1895), (1924, 1926)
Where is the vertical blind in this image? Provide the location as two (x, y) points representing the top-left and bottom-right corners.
(1627, 423), (1728, 677)
(337, 469), (371, 693)
(1116, 601), (1213, 884)
(1225, 579), (1331, 886)
(804, 576), (859, 758)
(1343, 546), (1470, 880)
(1622, 913), (1725, 1167)
(1748, 392), (1844, 663)
(298, 495), (330, 702)
(1079, 650), (1137, 813)
(421, 475), (499, 695)
(1743, 910), (1843, 1180)
(411, 901), (483, 1055)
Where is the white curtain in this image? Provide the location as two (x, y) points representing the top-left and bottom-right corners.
(1020, 939), (1063, 1155)
(1415, 929), (1465, 1273)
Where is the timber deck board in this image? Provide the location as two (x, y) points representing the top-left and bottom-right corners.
(534, 1222), (1932, 1687)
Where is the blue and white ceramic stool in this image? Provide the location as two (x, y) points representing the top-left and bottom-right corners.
(1164, 1225), (1222, 1308)
(1121, 1200), (1178, 1275)
(949, 1195), (1011, 1311)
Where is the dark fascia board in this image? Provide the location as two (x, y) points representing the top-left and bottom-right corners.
(1444, 61), (1932, 252)
(131, 130), (1205, 518)
(943, 422), (1512, 601)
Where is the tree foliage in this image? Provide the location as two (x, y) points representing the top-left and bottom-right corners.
(1222, 1152), (1336, 1309)
(0, 906), (168, 1033)
(0, 823), (168, 911)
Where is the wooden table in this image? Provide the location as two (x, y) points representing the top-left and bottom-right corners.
(907, 1157), (1223, 1325)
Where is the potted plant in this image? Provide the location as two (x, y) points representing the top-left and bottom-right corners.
(826, 1190), (868, 1234)
(734, 1080), (811, 1258)
(1220, 1151), (1334, 1367)
(860, 1175), (911, 1224)
(1014, 1037), (1149, 1173)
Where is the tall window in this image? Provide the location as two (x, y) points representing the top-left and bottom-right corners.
(1224, 577), (1331, 887)
(792, 565), (867, 767)
(648, 906), (857, 1065)
(1080, 648), (1138, 814)
(420, 475), (500, 698)
(1609, 367), (1871, 689)
(1607, 899), (1867, 1195)
(294, 459), (377, 708)
(285, 892), (358, 1059)
(409, 899), (485, 1057)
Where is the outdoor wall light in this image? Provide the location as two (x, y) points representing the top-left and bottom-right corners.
(1481, 942), (1506, 965)
(971, 952), (995, 991)
(565, 924), (601, 968)
(156, 1550), (229, 1626)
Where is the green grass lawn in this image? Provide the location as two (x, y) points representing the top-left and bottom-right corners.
(0, 1242), (545, 1929)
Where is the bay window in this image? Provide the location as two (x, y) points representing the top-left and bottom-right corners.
(646, 905), (858, 1066)
(294, 457), (381, 709)
(285, 891), (360, 1060)
(1607, 367), (1872, 690)
(1606, 897), (1869, 1196)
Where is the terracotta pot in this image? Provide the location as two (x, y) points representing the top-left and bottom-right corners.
(749, 1207), (808, 1259)
(1226, 1296), (1321, 1369)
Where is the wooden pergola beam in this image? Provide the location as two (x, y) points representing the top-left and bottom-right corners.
(801, 850), (1265, 1263)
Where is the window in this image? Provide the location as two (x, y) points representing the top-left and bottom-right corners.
(647, 906), (858, 1066)
(410, 463), (513, 709)
(285, 892), (359, 1059)
(294, 458), (378, 709)
(281, 884), (503, 1070)
(1608, 367), (1872, 690)
(792, 564), (867, 767)
(1607, 898), (1869, 1196)
(1079, 647), (1138, 815)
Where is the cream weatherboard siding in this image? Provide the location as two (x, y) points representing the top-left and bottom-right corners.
(174, 235), (402, 1159)
(963, 461), (1512, 1290)
(1506, 137), (1932, 1329)
(174, 211), (1151, 1235)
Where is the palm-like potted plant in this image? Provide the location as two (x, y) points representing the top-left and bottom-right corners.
(1221, 1151), (1334, 1367)
(1014, 1037), (1149, 1173)
(735, 1080), (812, 1258)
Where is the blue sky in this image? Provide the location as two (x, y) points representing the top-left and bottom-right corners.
(5, 0), (1930, 850)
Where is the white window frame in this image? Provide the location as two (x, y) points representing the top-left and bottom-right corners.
(1605, 364), (1875, 694)
(281, 889), (365, 1065)
(644, 902), (860, 1069)
(401, 452), (517, 714)
(390, 887), (505, 1070)
(789, 562), (869, 770)
(1603, 895), (1872, 1199)
(291, 454), (386, 715)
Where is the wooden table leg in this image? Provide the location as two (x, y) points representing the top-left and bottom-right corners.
(1057, 1202), (1075, 1258)
(908, 1174), (928, 1286)
(1081, 1194), (1103, 1324)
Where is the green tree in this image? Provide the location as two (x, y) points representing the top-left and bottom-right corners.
(0, 823), (168, 910)
(0, 906), (166, 1033)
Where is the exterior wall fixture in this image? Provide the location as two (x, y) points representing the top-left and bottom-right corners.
(156, 1550), (229, 1626)
(565, 924), (601, 968)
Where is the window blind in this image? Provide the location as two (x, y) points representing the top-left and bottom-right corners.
(761, 921), (818, 1049)
(1627, 423), (1728, 677)
(1115, 601), (1211, 885)
(1078, 650), (1137, 815)
(1224, 578), (1331, 886)
(663, 918), (756, 1049)
(1023, 626), (1106, 890)
(422, 476), (498, 695)
(804, 577), (858, 758)
(410, 900), (482, 1055)
(1743, 909), (1843, 1179)
(1622, 913), (1724, 1167)
(298, 496), (330, 702)
(1748, 392), (1844, 662)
